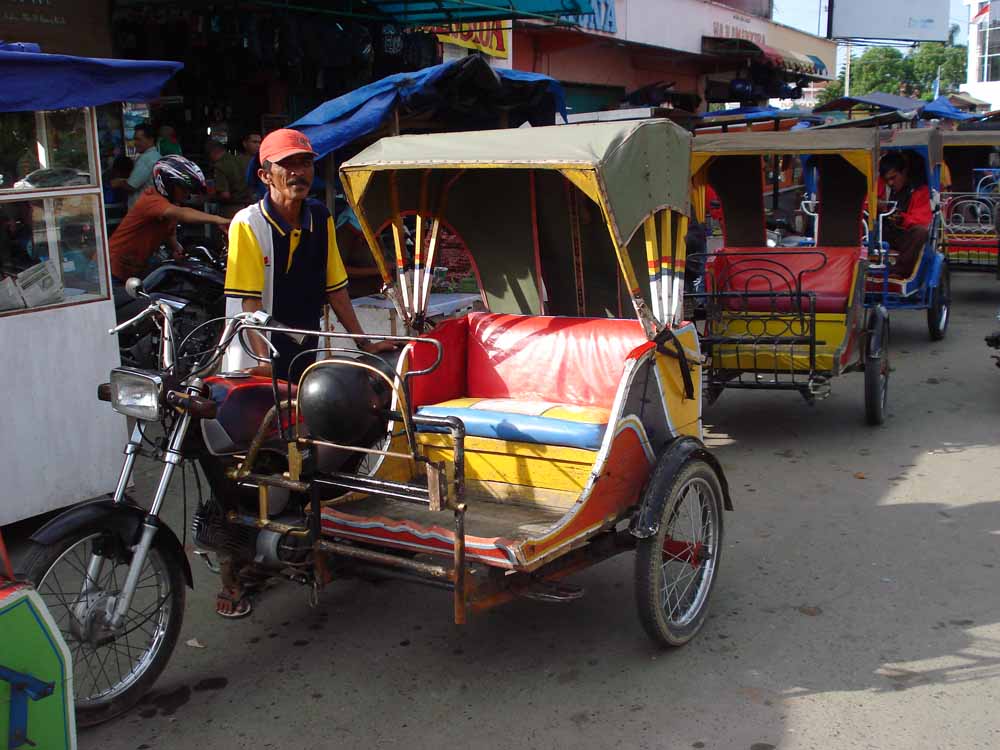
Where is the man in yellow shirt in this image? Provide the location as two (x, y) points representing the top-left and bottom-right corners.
(220, 129), (392, 618)
(223, 129), (392, 385)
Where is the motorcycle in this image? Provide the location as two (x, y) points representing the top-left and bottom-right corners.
(18, 279), (404, 726)
(115, 240), (226, 373)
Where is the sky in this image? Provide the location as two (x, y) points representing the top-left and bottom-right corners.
(773, 0), (969, 45)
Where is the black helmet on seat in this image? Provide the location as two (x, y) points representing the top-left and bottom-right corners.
(152, 155), (206, 201)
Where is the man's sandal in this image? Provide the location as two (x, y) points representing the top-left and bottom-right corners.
(216, 588), (252, 619)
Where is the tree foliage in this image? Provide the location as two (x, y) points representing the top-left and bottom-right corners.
(821, 26), (968, 104)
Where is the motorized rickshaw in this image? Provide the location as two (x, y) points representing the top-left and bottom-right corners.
(689, 129), (891, 424)
(22, 119), (732, 725)
(864, 128), (951, 341)
(939, 130), (1000, 277)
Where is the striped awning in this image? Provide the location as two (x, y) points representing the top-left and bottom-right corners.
(368, 0), (594, 23)
(702, 37), (828, 78)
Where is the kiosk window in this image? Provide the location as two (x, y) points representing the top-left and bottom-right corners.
(0, 109), (95, 192)
(0, 195), (106, 312)
(0, 106), (107, 315)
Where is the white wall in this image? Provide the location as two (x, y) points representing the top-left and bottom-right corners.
(961, 81), (1000, 108)
(623, 0), (838, 74)
(0, 299), (127, 525)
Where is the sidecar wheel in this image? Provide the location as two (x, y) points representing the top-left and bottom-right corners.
(18, 525), (186, 727)
(635, 458), (723, 647)
(927, 264), (950, 341)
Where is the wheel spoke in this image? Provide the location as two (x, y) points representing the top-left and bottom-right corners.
(39, 533), (175, 707)
(654, 475), (718, 628)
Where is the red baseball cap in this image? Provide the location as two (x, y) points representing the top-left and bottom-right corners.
(259, 129), (317, 165)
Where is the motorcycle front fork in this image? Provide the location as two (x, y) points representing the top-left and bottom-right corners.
(96, 409), (193, 631)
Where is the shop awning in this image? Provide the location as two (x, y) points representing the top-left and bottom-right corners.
(368, 0), (594, 23)
(0, 48), (182, 112)
(701, 37), (828, 78)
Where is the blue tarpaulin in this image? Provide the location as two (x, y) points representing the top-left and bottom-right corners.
(0, 48), (182, 112)
(921, 95), (980, 121)
(289, 56), (567, 159)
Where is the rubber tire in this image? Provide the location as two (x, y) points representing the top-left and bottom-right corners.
(635, 458), (724, 648)
(17, 525), (187, 727)
(927, 264), (951, 341)
(864, 318), (889, 426)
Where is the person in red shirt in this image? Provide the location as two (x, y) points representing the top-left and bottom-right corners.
(108, 155), (229, 283)
(878, 152), (932, 278)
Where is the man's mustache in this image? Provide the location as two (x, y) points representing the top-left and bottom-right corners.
(287, 178), (309, 187)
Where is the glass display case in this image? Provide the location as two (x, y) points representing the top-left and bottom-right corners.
(0, 107), (107, 314)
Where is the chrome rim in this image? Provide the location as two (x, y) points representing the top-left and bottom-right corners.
(660, 477), (718, 627)
(937, 277), (950, 331)
(36, 534), (173, 707)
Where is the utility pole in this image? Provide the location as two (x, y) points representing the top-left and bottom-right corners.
(844, 42), (852, 97)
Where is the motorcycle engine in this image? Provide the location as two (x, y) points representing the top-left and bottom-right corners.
(192, 499), (310, 568)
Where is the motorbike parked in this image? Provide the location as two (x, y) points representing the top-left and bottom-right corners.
(18, 279), (404, 726)
(115, 240), (226, 373)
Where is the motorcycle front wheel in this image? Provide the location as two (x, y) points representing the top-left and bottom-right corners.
(19, 525), (186, 726)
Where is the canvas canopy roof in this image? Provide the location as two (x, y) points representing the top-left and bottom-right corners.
(941, 131), (1000, 147)
(342, 118), (692, 249)
(692, 128), (880, 181)
(693, 128), (880, 156)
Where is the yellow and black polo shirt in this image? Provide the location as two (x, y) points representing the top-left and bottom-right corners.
(224, 194), (348, 329)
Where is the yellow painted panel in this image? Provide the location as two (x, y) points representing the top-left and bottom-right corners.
(559, 168), (602, 206)
(465, 479), (578, 511)
(710, 314), (848, 373)
(418, 433), (595, 493)
(654, 327), (701, 437)
(541, 405), (609, 423)
(431, 397), (484, 409)
(417, 433), (597, 462)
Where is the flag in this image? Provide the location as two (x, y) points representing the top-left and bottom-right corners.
(973, 3), (990, 23)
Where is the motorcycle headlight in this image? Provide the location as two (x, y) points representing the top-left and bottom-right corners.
(109, 367), (163, 421)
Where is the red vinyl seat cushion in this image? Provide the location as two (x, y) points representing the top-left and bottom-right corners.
(407, 313), (649, 448)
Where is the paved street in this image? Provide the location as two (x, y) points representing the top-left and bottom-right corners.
(81, 274), (1000, 750)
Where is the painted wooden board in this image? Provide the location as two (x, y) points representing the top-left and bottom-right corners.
(0, 583), (76, 750)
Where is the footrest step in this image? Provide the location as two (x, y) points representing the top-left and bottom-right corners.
(518, 581), (585, 603)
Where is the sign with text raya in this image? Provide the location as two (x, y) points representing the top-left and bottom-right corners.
(830, 0), (949, 42)
(561, 0), (617, 34)
(431, 22), (510, 58)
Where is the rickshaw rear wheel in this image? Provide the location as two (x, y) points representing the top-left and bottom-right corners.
(635, 458), (723, 647)
(864, 317), (890, 426)
(927, 264), (950, 341)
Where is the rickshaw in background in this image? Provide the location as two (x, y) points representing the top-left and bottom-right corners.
(23, 119), (734, 724)
(689, 129), (891, 424)
(863, 128), (951, 341)
(939, 130), (1000, 277)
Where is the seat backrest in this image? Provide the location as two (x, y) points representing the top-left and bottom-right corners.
(463, 313), (648, 408)
(710, 246), (859, 306)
